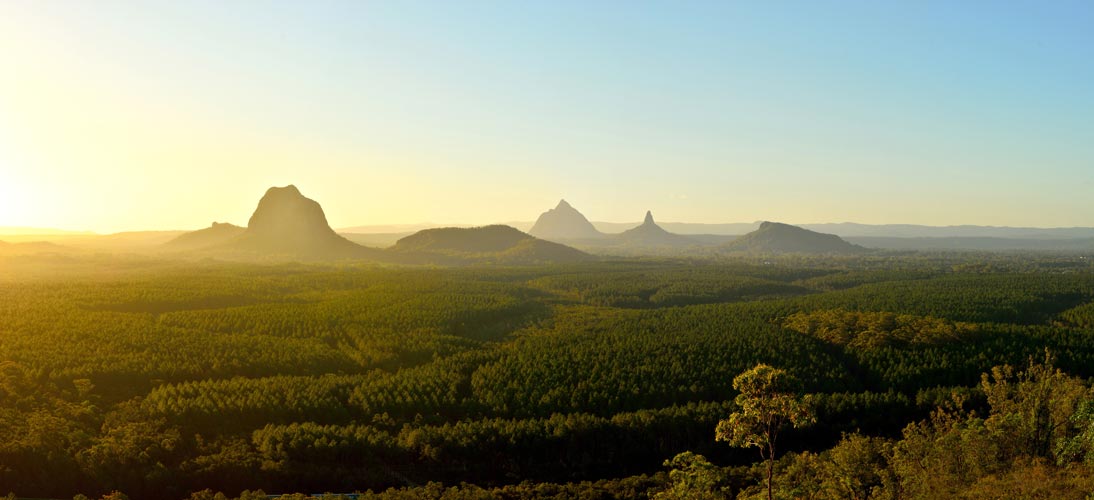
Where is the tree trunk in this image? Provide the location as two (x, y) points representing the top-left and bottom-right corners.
(767, 443), (774, 500)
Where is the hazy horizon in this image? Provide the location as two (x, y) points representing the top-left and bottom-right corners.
(3, 1), (1093, 233)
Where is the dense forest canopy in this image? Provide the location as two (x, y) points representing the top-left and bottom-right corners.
(2, 252), (1094, 499)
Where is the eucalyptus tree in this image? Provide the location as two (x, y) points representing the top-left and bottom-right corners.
(716, 364), (814, 500)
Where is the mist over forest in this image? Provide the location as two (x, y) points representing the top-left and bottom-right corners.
(4, 190), (1094, 498)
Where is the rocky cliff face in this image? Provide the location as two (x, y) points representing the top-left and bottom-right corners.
(228, 185), (374, 258)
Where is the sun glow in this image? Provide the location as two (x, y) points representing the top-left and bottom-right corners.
(0, 174), (31, 227)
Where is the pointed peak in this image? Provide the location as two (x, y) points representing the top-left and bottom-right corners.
(555, 199), (573, 210)
(643, 211), (655, 225)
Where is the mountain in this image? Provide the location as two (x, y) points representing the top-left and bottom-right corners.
(164, 222), (245, 251)
(528, 200), (605, 241)
(722, 221), (864, 254)
(391, 225), (591, 264)
(217, 185), (381, 260)
(613, 211), (696, 247)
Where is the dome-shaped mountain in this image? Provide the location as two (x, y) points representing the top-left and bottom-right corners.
(164, 222), (245, 251)
(528, 200), (605, 241)
(392, 225), (591, 264)
(223, 185), (380, 259)
(613, 211), (695, 247)
(721, 221), (864, 254)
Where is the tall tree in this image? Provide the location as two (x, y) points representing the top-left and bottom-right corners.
(716, 364), (814, 500)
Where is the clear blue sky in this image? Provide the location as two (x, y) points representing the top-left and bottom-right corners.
(1, 0), (1092, 232)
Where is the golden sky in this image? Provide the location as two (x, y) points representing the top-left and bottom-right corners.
(2, 2), (1093, 233)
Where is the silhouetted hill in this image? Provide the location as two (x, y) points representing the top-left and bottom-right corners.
(722, 221), (864, 254)
(0, 231), (186, 250)
(164, 222), (245, 251)
(391, 225), (591, 264)
(0, 240), (79, 256)
(613, 211), (696, 247)
(529, 200), (605, 241)
(219, 185), (382, 260)
(0, 227), (94, 236)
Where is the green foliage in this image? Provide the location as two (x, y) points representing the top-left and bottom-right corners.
(715, 365), (814, 451)
(653, 452), (729, 499)
(789, 273), (1094, 324)
(472, 305), (854, 417)
(784, 309), (976, 349)
(3, 255), (1094, 499)
(1056, 399), (1094, 465)
(980, 352), (1092, 461)
(716, 364), (814, 500)
(818, 434), (896, 500)
(529, 265), (812, 308)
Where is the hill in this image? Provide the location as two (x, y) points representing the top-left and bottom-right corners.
(528, 200), (605, 241)
(721, 221), (864, 254)
(612, 211), (696, 247)
(216, 185), (382, 260)
(0, 240), (79, 256)
(164, 222), (245, 251)
(1, 231), (186, 250)
(0, 226), (95, 236)
(391, 225), (591, 264)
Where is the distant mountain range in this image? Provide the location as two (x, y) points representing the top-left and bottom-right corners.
(338, 221), (1094, 240)
(523, 201), (855, 254)
(8, 191), (1094, 257)
(527, 200), (698, 251)
(0, 226), (95, 236)
(799, 223), (1094, 240)
(0, 240), (77, 256)
(845, 236), (1094, 252)
(160, 186), (588, 264)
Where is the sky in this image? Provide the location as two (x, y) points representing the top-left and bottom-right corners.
(1, 1), (1093, 233)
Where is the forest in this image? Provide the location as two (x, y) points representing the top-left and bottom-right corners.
(2, 252), (1094, 499)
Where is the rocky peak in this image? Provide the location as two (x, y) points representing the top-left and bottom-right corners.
(246, 185), (335, 239)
